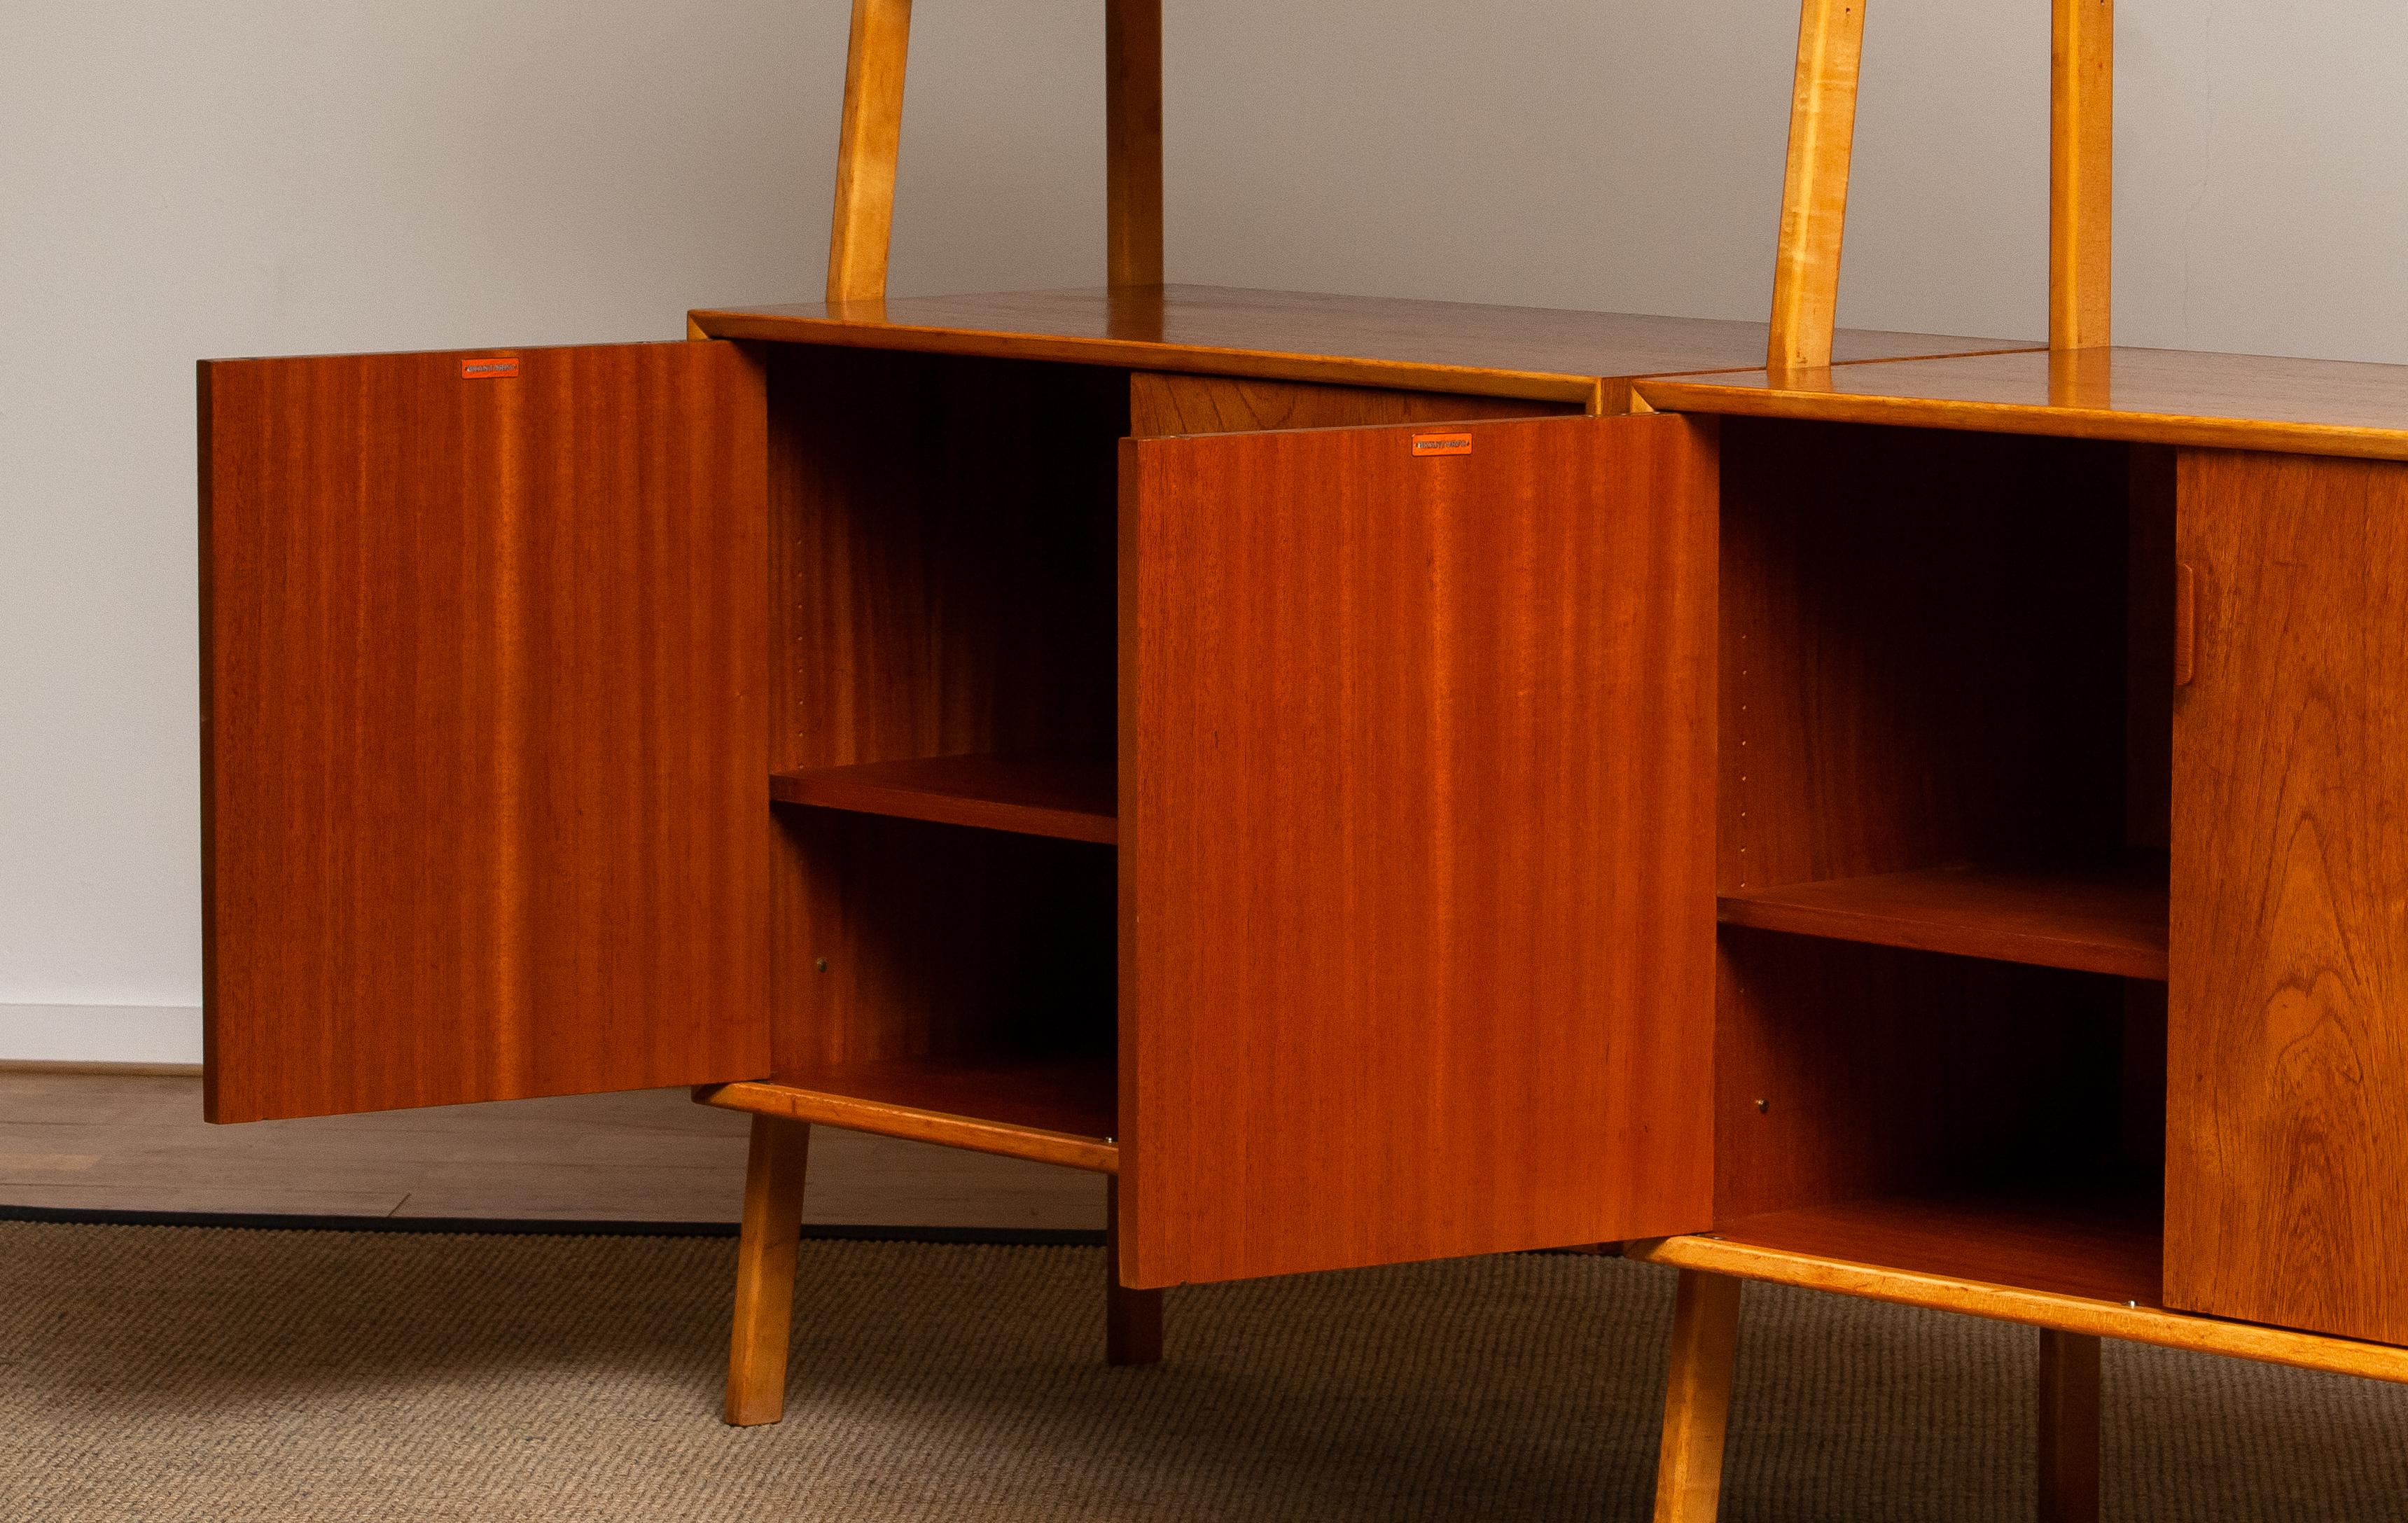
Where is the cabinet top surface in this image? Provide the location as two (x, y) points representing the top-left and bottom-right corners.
(688, 284), (2035, 404)
(1635, 346), (2408, 461)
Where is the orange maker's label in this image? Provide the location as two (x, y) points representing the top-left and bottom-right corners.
(460, 357), (521, 380)
(1411, 433), (1473, 457)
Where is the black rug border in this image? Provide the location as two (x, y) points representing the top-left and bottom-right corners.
(0, 1202), (1104, 1246)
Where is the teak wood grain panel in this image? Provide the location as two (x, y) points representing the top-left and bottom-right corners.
(1120, 413), (1718, 1287)
(693, 286), (2035, 407)
(1638, 347), (2408, 464)
(200, 342), (770, 1122)
(1127, 372), (1579, 438)
(765, 347), (1122, 1076)
(2168, 448), (2408, 1345)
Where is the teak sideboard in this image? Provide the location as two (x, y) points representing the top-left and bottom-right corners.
(198, 291), (2408, 1442)
(198, 285), (2040, 1285)
(195, 0), (2408, 1517)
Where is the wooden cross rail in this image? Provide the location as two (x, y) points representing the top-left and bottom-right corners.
(824, 0), (1166, 305)
(1769, 0), (2114, 370)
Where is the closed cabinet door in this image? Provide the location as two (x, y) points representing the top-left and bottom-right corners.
(201, 342), (770, 1123)
(2168, 447), (2408, 1344)
(1118, 412), (1718, 1288)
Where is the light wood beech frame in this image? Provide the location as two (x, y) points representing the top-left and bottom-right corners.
(1646, 1267), (2110, 1522)
(824, 0), (1167, 303)
(1769, 0), (2113, 367)
(720, 1115), (1161, 1428)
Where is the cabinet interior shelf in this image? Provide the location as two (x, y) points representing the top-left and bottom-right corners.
(700, 1050), (1119, 1173)
(1718, 855), (2169, 980)
(770, 753), (1115, 844)
(1707, 1184), (2164, 1307)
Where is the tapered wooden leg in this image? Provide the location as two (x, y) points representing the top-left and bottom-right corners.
(1652, 1270), (1742, 1523)
(1104, 1176), (1162, 1365)
(2038, 1329), (2102, 1523)
(723, 1115), (811, 1426)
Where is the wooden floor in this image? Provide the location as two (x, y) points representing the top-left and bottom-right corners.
(0, 1071), (1104, 1230)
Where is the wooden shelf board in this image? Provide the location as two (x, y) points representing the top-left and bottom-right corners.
(690, 286), (2036, 405)
(697, 1052), (1117, 1174)
(1634, 347), (2408, 464)
(770, 753), (1115, 845)
(1713, 1188), (2163, 1305)
(1628, 1188), (2408, 1384)
(1718, 857), (2168, 980)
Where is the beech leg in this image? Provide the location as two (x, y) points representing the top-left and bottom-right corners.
(1652, 1269), (1743, 1523)
(723, 1114), (811, 1426)
(2038, 1328), (2103, 1523)
(1104, 1176), (1162, 1365)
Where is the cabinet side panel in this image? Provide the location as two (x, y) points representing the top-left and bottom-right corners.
(2167, 448), (2408, 1344)
(202, 343), (769, 1122)
(1122, 413), (1718, 1287)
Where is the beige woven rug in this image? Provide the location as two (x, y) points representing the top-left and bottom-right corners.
(4, 1220), (2403, 1521)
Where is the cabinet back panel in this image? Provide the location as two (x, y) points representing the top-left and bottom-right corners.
(774, 813), (1114, 1067)
(1127, 372), (1581, 437)
(1718, 419), (2133, 893)
(768, 347), (1125, 768)
(1715, 931), (2129, 1220)
(765, 348), (1125, 1069)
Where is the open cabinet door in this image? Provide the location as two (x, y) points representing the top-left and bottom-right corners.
(201, 342), (770, 1122)
(1120, 411), (1718, 1287)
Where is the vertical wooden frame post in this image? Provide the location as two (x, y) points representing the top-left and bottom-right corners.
(2050, 0), (2113, 349)
(1106, 0), (1166, 287)
(1767, 0), (1866, 373)
(725, 1115), (812, 1426)
(1771, 0), (2111, 361)
(2038, 1329), (2103, 1523)
(1652, 1270), (1743, 1523)
(1105, 1177), (1164, 1364)
(827, 0), (914, 304)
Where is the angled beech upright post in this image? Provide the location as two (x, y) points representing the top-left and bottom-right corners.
(1767, 0), (2113, 370)
(1766, 0), (1866, 373)
(1106, 0), (1166, 287)
(816, 0), (1165, 304)
(826, 0), (914, 304)
(2050, 0), (2113, 350)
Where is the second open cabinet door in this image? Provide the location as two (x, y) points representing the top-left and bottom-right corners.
(1118, 412), (1719, 1287)
(201, 342), (771, 1123)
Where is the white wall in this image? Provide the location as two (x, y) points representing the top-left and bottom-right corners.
(7, 1), (2408, 1063)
